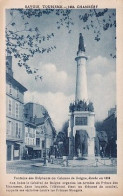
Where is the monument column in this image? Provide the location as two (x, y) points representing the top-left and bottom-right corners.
(75, 33), (88, 102)
(68, 33), (95, 159)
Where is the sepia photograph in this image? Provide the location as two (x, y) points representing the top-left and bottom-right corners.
(5, 8), (117, 175)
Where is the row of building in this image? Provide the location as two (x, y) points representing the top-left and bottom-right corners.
(6, 56), (55, 161)
(94, 106), (117, 157)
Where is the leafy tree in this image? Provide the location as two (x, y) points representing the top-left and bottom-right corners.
(6, 9), (116, 79)
(95, 121), (103, 132)
(102, 114), (117, 157)
(56, 121), (69, 156)
(95, 113), (117, 157)
(61, 120), (69, 137)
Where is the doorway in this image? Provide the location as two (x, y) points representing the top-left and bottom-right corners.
(7, 145), (11, 161)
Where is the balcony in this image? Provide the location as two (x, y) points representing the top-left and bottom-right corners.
(6, 136), (23, 142)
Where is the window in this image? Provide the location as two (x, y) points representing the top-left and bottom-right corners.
(25, 132), (28, 137)
(36, 138), (40, 146)
(33, 129), (35, 138)
(8, 99), (12, 115)
(15, 103), (19, 118)
(33, 139), (35, 145)
(18, 127), (21, 138)
(29, 128), (33, 138)
(16, 122), (20, 138)
(11, 121), (14, 137)
(75, 117), (87, 126)
(7, 121), (11, 135)
(9, 83), (12, 94)
(42, 140), (45, 148)
(16, 88), (19, 98)
(25, 114), (28, 118)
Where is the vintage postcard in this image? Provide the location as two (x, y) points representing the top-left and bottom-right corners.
(0, 0), (123, 195)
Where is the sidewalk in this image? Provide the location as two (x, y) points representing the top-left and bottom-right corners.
(6, 157), (117, 174)
(31, 158), (117, 168)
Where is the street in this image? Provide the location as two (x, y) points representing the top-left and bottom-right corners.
(6, 159), (117, 174)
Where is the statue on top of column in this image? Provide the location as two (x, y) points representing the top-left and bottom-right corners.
(78, 33), (85, 53)
(69, 100), (94, 112)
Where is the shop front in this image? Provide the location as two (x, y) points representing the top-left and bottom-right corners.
(6, 140), (22, 161)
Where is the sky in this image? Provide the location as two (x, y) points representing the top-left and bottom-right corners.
(6, 9), (116, 131)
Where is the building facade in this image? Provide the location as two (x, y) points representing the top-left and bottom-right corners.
(24, 122), (38, 159)
(24, 102), (47, 122)
(24, 103), (55, 159)
(103, 107), (117, 157)
(68, 34), (96, 159)
(6, 56), (27, 161)
(36, 117), (54, 158)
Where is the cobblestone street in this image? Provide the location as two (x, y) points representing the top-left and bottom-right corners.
(6, 159), (117, 174)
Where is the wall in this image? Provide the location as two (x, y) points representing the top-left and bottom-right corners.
(6, 80), (25, 141)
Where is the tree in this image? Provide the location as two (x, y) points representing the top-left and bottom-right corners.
(95, 121), (103, 132)
(97, 131), (108, 157)
(61, 121), (69, 156)
(61, 120), (69, 137)
(56, 121), (69, 156)
(102, 114), (117, 157)
(6, 9), (116, 79)
(95, 113), (117, 158)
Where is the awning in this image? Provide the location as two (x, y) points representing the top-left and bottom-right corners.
(6, 138), (23, 143)
(33, 147), (41, 151)
(25, 145), (34, 149)
(25, 145), (41, 151)
(15, 142), (21, 145)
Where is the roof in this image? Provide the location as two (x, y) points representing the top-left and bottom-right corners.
(103, 112), (117, 122)
(35, 117), (45, 126)
(6, 73), (27, 92)
(25, 121), (36, 128)
(35, 116), (52, 127)
(24, 102), (45, 108)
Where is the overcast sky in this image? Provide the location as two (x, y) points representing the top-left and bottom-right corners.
(6, 9), (116, 131)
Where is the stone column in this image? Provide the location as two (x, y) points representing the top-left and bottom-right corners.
(75, 33), (88, 102)
(69, 136), (74, 158)
(88, 138), (95, 157)
(75, 56), (88, 102)
(87, 117), (96, 158)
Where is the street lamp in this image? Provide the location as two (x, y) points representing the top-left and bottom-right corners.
(43, 116), (50, 166)
(43, 126), (47, 166)
(53, 141), (57, 158)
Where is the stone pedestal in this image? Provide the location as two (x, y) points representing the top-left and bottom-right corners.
(77, 149), (82, 157)
(68, 136), (74, 158)
(68, 111), (96, 159)
(88, 138), (95, 156)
